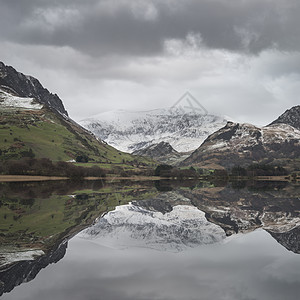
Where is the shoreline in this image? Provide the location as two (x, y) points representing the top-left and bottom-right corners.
(0, 175), (163, 182)
(0, 175), (69, 182)
(0, 174), (298, 182)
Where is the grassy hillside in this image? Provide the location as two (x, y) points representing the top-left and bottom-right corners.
(0, 105), (154, 168)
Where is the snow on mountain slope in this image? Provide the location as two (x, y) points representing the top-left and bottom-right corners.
(79, 203), (226, 252)
(80, 108), (228, 153)
(0, 88), (43, 110)
(202, 122), (300, 153)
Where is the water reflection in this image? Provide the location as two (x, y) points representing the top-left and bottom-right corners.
(80, 204), (226, 252)
(2, 230), (300, 300)
(0, 241), (67, 296)
(0, 180), (299, 299)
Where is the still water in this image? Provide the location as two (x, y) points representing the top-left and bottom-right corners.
(1, 180), (299, 300)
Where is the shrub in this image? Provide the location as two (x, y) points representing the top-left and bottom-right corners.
(154, 164), (173, 177)
(76, 155), (89, 163)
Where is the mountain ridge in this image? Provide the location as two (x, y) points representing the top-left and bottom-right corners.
(180, 115), (300, 170)
(80, 108), (229, 153)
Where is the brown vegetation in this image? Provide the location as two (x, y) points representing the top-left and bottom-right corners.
(0, 158), (107, 179)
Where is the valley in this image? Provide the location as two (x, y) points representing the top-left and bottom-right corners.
(1, 61), (299, 181)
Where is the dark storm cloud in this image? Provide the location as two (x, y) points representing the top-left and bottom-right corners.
(1, 0), (300, 56)
(1, 0), (299, 124)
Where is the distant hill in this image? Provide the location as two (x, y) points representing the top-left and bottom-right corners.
(133, 141), (189, 165)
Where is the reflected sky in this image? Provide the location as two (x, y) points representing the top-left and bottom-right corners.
(2, 229), (300, 300)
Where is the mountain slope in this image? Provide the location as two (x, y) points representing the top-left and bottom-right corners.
(0, 62), (147, 164)
(80, 109), (228, 153)
(180, 120), (300, 170)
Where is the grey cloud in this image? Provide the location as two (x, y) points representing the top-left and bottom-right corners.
(1, 0), (300, 56)
(1, 0), (299, 126)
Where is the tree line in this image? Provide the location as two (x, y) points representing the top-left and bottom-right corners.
(230, 164), (289, 177)
(154, 163), (291, 179)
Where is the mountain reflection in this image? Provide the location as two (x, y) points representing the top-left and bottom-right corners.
(0, 241), (68, 296)
(79, 185), (300, 253)
(0, 180), (299, 297)
(80, 203), (226, 252)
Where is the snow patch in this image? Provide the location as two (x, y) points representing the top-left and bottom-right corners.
(207, 140), (228, 150)
(0, 249), (45, 267)
(0, 88), (43, 110)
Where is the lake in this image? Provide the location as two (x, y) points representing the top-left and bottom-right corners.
(0, 180), (299, 300)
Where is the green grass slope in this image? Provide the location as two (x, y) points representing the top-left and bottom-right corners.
(0, 104), (153, 167)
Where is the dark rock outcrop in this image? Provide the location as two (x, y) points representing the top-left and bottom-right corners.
(270, 105), (300, 130)
(268, 226), (300, 254)
(0, 61), (68, 116)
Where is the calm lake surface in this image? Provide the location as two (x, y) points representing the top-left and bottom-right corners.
(0, 180), (299, 300)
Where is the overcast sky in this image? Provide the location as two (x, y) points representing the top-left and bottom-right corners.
(0, 0), (299, 125)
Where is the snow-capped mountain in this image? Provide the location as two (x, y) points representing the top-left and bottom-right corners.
(181, 120), (300, 169)
(79, 202), (226, 252)
(80, 108), (228, 153)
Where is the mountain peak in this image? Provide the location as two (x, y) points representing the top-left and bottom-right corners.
(0, 61), (68, 116)
(269, 105), (300, 130)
